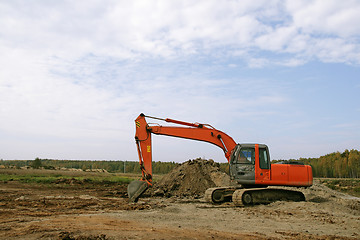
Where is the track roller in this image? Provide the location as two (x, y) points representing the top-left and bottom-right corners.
(204, 187), (236, 204)
(233, 188), (306, 206)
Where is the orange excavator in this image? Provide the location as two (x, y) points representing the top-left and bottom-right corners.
(128, 113), (313, 205)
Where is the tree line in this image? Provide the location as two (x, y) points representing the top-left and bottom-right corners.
(0, 158), (179, 174)
(1, 149), (359, 178)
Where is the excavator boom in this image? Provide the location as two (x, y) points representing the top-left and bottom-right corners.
(128, 113), (237, 202)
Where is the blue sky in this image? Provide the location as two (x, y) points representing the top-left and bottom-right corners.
(0, 0), (359, 162)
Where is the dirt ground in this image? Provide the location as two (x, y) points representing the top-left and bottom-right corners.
(0, 178), (359, 240)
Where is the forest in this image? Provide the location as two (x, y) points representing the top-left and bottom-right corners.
(0, 158), (178, 175)
(1, 149), (359, 178)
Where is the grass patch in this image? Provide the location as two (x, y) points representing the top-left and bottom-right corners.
(0, 169), (134, 185)
(77, 175), (133, 184)
(319, 178), (360, 198)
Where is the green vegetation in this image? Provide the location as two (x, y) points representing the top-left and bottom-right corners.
(31, 157), (42, 169)
(0, 159), (179, 174)
(0, 169), (134, 185)
(318, 178), (360, 197)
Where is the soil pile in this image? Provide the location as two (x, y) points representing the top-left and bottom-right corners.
(153, 158), (232, 198)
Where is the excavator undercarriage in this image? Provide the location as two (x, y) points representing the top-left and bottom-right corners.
(205, 187), (306, 206)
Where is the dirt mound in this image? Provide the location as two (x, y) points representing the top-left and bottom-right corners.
(152, 158), (232, 198)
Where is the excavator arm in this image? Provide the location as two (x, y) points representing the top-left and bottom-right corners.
(128, 113), (237, 202)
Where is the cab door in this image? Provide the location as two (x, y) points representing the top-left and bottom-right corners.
(255, 144), (271, 184)
(229, 144), (256, 185)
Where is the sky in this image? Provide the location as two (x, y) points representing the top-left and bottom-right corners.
(0, 0), (359, 162)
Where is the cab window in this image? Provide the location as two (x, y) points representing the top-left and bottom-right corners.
(259, 148), (270, 169)
(237, 148), (255, 164)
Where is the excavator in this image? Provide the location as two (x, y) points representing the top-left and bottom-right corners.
(128, 113), (313, 205)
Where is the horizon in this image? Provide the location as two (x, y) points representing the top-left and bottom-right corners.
(2, 147), (358, 162)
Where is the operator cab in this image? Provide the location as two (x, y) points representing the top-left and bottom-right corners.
(229, 144), (270, 186)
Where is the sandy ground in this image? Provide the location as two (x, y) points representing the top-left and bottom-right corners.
(0, 179), (359, 240)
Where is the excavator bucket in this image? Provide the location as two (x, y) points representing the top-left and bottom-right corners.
(127, 180), (148, 202)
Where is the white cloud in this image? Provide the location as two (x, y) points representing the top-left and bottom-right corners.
(1, 0), (359, 64)
(255, 26), (295, 51)
(0, 0), (359, 160)
(287, 0), (360, 38)
(312, 38), (360, 63)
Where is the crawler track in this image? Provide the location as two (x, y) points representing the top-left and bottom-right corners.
(205, 187), (306, 206)
(233, 188), (305, 206)
(204, 187), (238, 203)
